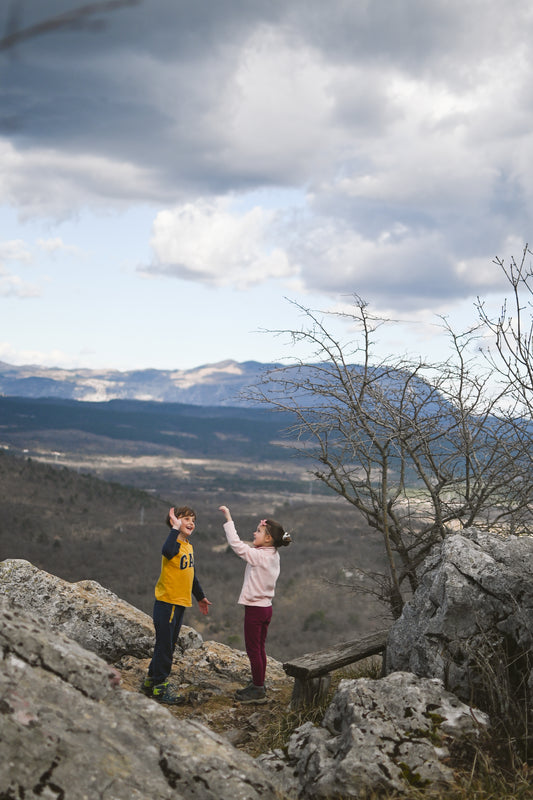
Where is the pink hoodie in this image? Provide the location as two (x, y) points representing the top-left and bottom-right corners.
(223, 520), (280, 606)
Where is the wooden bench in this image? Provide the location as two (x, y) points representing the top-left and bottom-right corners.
(282, 628), (389, 708)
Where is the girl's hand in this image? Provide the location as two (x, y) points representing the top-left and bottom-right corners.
(218, 505), (232, 521)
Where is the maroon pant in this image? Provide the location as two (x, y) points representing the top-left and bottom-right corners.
(244, 605), (273, 687)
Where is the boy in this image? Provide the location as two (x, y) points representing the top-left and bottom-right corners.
(141, 505), (211, 704)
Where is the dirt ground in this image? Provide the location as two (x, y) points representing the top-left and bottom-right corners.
(116, 652), (296, 758)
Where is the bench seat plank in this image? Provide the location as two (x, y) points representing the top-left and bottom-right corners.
(283, 629), (389, 681)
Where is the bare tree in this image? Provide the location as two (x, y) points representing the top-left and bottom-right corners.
(477, 244), (533, 415)
(1, 0), (141, 52)
(250, 298), (533, 618)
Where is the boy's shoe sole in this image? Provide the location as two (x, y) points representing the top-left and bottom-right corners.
(153, 693), (187, 706)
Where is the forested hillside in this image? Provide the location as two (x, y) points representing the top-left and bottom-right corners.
(0, 395), (293, 460)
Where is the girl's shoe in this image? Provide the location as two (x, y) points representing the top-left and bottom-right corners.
(234, 684), (267, 704)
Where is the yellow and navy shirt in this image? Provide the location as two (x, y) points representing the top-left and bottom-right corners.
(154, 528), (205, 607)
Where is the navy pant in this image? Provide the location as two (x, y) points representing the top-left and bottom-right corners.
(148, 600), (186, 685)
(244, 605), (272, 687)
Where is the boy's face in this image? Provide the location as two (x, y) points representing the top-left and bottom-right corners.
(178, 514), (196, 539)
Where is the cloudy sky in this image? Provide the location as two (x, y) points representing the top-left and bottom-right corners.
(1, 0), (532, 371)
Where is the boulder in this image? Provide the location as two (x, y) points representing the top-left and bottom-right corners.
(258, 672), (489, 798)
(385, 529), (533, 707)
(0, 558), (202, 662)
(0, 597), (283, 800)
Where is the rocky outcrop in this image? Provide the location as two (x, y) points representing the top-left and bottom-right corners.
(259, 672), (488, 797)
(0, 557), (496, 798)
(0, 596), (283, 799)
(0, 558), (202, 661)
(0, 558), (287, 696)
(385, 528), (533, 707)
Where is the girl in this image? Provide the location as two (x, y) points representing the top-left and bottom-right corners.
(219, 504), (291, 704)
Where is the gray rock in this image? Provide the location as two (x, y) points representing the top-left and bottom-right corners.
(0, 597), (283, 800)
(166, 638), (286, 688)
(0, 558), (202, 662)
(258, 672), (489, 798)
(385, 529), (533, 705)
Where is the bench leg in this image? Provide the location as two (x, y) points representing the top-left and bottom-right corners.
(290, 674), (331, 709)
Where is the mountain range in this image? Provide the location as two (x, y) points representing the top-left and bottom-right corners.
(0, 359), (276, 405)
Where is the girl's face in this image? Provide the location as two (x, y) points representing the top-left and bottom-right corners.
(252, 521), (272, 548)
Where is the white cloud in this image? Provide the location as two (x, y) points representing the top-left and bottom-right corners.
(0, 268), (40, 298)
(212, 25), (340, 182)
(0, 139), (167, 218)
(0, 342), (71, 366)
(37, 237), (82, 257)
(0, 239), (38, 297)
(147, 199), (296, 288)
(0, 239), (32, 264)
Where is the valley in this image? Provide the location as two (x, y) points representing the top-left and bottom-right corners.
(0, 395), (390, 661)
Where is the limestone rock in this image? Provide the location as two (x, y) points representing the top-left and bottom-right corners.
(0, 558), (202, 662)
(169, 638), (287, 687)
(385, 529), (533, 705)
(258, 672), (489, 798)
(0, 597), (283, 800)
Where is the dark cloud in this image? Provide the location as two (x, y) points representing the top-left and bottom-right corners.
(1, 0), (533, 310)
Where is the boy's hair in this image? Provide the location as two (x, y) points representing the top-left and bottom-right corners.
(166, 505), (196, 528)
(264, 518), (291, 548)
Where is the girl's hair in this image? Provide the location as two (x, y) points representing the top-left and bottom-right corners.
(264, 518), (291, 548)
(166, 505), (196, 528)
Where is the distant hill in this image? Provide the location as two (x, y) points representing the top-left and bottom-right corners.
(0, 359), (277, 405)
(0, 358), (449, 422)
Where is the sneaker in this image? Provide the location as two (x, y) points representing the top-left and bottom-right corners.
(152, 681), (186, 706)
(139, 676), (154, 696)
(234, 684), (267, 704)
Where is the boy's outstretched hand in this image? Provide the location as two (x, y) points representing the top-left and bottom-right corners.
(219, 505), (232, 522)
(168, 507), (182, 530)
(197, 597), (211, 616)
